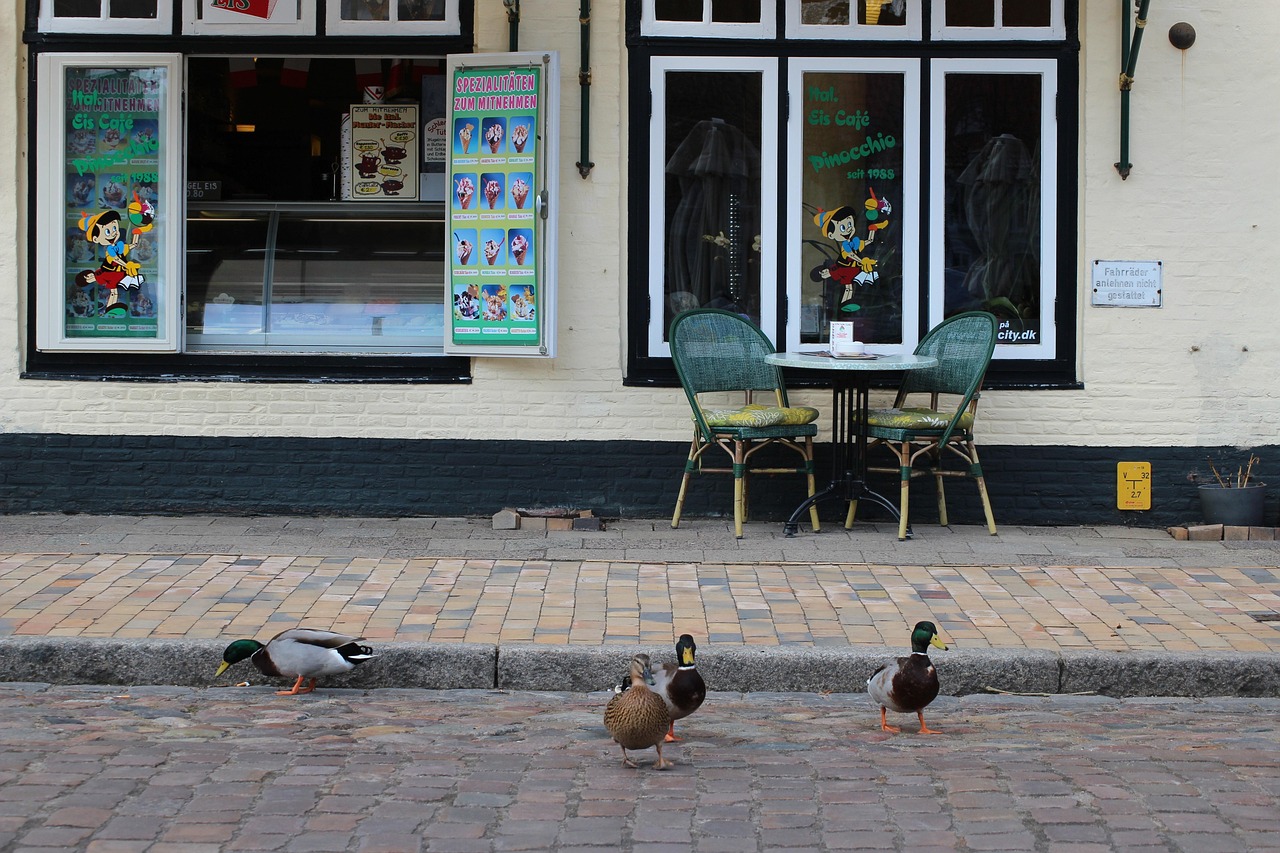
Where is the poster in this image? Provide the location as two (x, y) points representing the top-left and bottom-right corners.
(59, 65), (168, 339)
(446, 60), (548, 352)
(348, 104), (420, 200)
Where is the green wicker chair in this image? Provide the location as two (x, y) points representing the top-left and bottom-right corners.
(853, 311), (999, 541)
(669, 308), (821, 538)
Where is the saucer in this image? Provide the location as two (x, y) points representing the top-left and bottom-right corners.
(822, 351), (878, 360)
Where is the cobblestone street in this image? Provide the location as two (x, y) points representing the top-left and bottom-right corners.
(0, 685), (1277, 852)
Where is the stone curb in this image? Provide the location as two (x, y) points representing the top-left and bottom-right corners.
(1, 637), (1278, 698)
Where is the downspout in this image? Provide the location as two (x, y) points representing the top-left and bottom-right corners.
(504, 0), (520, 51)
(1115, 0), (1152, 180)
(576, 0), (594, 178)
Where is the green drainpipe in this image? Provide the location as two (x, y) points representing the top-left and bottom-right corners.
(1116, 0), (1152, 180)
(504, 0), (520, 52)
(577, 0), (594, 178)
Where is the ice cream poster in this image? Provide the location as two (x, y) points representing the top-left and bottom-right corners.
(446, 64), (544, 349)
(348, 105), (419, 201)
(60, 66), (166, 339)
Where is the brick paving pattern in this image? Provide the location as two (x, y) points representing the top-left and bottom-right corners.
(0, 685), (1276, 852)
(2, 553), (1278, 654)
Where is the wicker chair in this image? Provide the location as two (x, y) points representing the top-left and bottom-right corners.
(854, 311), (998, 541)
(669, 309), (821, 538)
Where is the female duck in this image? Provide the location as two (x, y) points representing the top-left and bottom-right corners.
(867, 620), (947, 734)
(604, 654), (673, 769)
(215, 628), (376, 695)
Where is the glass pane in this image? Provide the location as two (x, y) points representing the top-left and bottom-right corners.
(797, 71), (906, 346)
(942, 73), (1042, 343)
(399, 0), (445, 21)
(860, 0), (905, 26)
(110, 0), (157, 18)
(1003, 0), (1050, 27)
(654, 0), (702, 22)
(53, 0), (101, 16)
(711, 0), (759, 23)
(271, 211), (444, 340)
(662, 71), (763, 337)
(342, 0), (389, 21)
(801, 0), (848, 25)
(185, 213), (271, 335)
(946, 0), (994, 27)
(61, 65), (169, 339)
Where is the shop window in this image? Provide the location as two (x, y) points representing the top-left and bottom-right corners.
(327, 0), (460, 35)
(628, 0), (1076, 382)
(182, 0), (317, 35)
(38, 0), (172, 34)
(932, 0), (1063, 40)
(646, 57), (778, 356)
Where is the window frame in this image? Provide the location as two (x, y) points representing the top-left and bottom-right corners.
(640, 0), (776, 39)
(646, 55), (780, 357)
(785, 0), (921, 42)
(326, 1), (461, 37)
(181, 0), (318, 35)
(931, 0), (1065, 41)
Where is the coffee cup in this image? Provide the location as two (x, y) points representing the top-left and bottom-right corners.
(833, 340), (866, 356)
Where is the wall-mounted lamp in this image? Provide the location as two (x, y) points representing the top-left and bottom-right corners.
(1168, 21), (1196, 50)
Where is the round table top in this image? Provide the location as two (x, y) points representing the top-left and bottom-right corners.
(764, 352), (938, 371)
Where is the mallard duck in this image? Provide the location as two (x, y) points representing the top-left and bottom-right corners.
(215, 628), (376, 696)
(603, 653), (673, 769)
(867, 620), (947, 734)
(650, 634), (706, 742)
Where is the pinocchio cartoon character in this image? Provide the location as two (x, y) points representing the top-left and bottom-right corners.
(75, 191), (155, 315)
(812, 187), (892, 310)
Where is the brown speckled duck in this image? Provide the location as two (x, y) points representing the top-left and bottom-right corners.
(604, 653), (673, 769)
(867, 621), (947, 734)
(650, 634), (706, 742)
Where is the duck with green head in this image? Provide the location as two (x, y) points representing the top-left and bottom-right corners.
(649, 634), (706, 742)
(215, 628), (376, 696)
(867, 620), (948, 734)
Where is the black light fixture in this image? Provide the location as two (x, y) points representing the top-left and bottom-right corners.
(1168, 21), (1196, 50)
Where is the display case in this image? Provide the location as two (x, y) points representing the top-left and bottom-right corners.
(186, 201), (446, 352)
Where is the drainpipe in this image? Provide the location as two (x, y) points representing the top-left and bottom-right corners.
(504, 0), (520, 52)
(1115, 0), (1152, 180)
(576, 0), (594, 178)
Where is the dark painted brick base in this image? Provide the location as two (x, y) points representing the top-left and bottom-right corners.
(0, 434), (1275, 529)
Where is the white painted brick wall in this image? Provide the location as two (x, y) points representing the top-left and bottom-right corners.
(2, 0), (1277, 449)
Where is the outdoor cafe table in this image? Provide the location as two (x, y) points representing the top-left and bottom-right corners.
(764, 351), (938, 537)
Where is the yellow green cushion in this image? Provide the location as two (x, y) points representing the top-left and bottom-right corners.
(867, 407), (973, 431)
(701, 403), (820, 428)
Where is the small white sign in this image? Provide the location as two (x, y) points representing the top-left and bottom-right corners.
(1092, 260), (1162, 307)
(830, 321), (855, 346)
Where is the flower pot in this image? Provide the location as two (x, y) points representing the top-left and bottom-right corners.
(1197, 483), (1266, 527)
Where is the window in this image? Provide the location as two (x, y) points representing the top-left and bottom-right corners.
(182, 0), (317, 35)
(642, 0), (775, 39)
(628, 0), (1077, 383)
(327, 0), (460, 36)
(38, 0), (172, 35)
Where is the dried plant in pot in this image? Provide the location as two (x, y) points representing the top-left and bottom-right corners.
(1193, 454), (1266, 527)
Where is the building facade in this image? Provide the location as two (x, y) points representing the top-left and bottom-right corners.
(1, 0), (1275, 528)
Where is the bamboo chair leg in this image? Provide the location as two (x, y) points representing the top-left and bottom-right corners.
(844, 498), (858, 529)
(671, 437), (699, 530)
(733, 440), (747, 539)
(969, 441), (997, 535)
(897, 442), (912, 541)
(935, 446), (949, 528)
(806, 436), (821, 533)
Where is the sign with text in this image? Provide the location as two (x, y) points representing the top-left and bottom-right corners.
(1117, 461), (1152, 510)
(1092, 260), (1162, 307)
(348, 104), (419, 201)
(444, 52), (559, 357)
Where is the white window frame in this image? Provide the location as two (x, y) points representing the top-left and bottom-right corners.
(647, 56), (780, 357)
(928, 57), (1058, 359)
(931, 0), (1064, 41)
(786, 0), (921, 42)
(784, 57), (921, 354)
(38, 0), (173, 35)
(641, 0), (776, 39)
(35, 52), (185, 352)
(326, 0), (461, 36)
(182, 0), (317, 35)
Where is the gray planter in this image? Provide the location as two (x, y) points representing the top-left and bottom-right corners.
(1198, 483), (1266, 526)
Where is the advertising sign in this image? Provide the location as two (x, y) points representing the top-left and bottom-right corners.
(444, 52), (558, 357)
(348, 104), (420, 201)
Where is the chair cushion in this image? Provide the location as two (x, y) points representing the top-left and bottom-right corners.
(866, 407), (973, 431)
(701, 404), (820, 428)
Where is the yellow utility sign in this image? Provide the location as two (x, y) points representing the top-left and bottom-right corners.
(1117, 462), (1151, 510)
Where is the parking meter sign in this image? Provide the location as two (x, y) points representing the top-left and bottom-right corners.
(1117, 462), (1152, 510)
